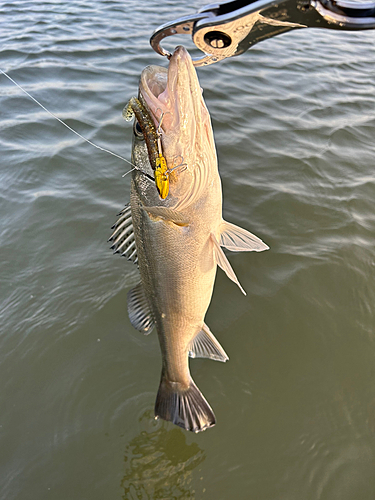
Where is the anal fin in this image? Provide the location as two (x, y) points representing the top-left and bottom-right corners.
(189, 324), (228, 362)
(127, 282), (154, 334)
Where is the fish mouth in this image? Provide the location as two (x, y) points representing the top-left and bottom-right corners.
(139, 46), (217, 210)
(140, 46), (205, 135)
(139, 46), (215, 209)
(139, 64), (168, 124)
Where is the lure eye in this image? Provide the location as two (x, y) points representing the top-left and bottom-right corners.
(134, 120), (144, 139)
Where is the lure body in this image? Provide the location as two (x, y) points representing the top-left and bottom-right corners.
(124, 96), (170, 199)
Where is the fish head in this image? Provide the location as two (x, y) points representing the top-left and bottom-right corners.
(136, 46), (217, 209)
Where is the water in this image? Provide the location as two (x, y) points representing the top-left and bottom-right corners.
(1, 1), (375, 499)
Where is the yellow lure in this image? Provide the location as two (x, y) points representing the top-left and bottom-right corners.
(154, 153), (169, 199)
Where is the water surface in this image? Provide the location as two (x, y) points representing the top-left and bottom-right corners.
(1, 1), (375, 499)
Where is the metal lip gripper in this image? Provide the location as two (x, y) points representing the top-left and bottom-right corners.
(150, 0), (375, 66)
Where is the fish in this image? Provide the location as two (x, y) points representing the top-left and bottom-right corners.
(109, 46), (269, 432)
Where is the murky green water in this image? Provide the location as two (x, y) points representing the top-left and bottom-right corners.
(1, 1), (375, 499)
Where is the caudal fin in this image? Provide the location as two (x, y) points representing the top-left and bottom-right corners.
(155, 376), (216, 433)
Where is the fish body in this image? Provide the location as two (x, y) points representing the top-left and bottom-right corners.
(110, 47), (268, 432)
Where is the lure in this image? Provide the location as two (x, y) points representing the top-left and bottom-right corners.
(154, 155), (169, 199)
(154, 117), (169, 199)
(124, 97), (171, 199)
(123, 96), (160, 170)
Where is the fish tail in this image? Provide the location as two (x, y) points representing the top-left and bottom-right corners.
(155, 375), (216, 433)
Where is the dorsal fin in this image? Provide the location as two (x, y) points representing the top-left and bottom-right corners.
(127, 282), (154, 335)
(108, 203), (138, 264)
(211, 233), (246, 295)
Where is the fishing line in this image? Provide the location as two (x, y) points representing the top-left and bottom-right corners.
(0, 68), (138, 173)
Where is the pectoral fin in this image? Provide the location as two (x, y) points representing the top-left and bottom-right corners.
(189, 323), (229, 362)
(143, 206), (189, 226)
(109, 203), (138, 264)
(211, 233), (246, 295)
(127, 282), (154, 334)
(220, 220), (269, 252)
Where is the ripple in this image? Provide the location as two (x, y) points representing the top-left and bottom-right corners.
(1, 1), (375, 499)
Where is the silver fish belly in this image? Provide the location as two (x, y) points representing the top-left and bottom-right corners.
(110, 46), (269, 432)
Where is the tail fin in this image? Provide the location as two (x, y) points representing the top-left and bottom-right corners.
(155, 376), (216, 433)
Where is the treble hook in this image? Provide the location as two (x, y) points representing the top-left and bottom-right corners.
(167, 155), (188, 174)
(154, 154), (188, 200)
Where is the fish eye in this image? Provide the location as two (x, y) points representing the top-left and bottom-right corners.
(134, 120), (144, 139)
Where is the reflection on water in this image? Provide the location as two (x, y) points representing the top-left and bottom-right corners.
(121, 410), (205, 499)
